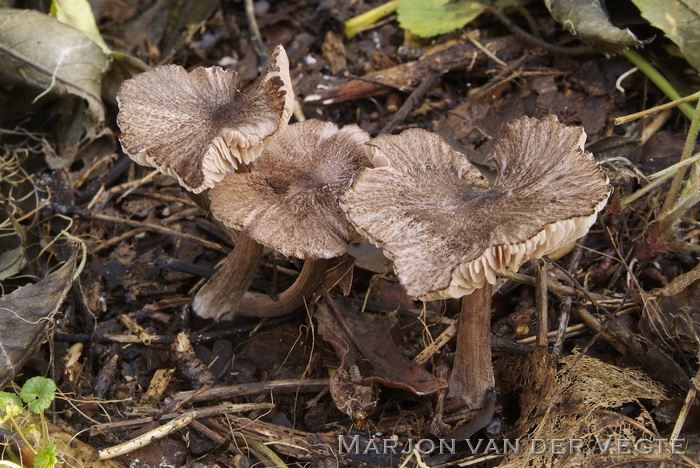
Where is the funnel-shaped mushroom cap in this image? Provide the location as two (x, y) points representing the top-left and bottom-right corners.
(116, 45), (294, 193)
(208, 119), (370, 259)
(341, 115), (612, 301)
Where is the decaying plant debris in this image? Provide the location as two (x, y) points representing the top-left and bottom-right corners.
(1, 1), (699, 467)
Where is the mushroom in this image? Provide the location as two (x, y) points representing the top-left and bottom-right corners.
(197, 119), (371, 319)
(116, 44), (294, 193)
(340, 115), (611, 410)
(116, 46), (294, 319)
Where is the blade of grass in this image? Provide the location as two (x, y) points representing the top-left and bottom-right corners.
(345, 0), (400, 38)
(621, 49), (696, 120)
(658, 98), (700, 238)
(614, 90), (700, 125)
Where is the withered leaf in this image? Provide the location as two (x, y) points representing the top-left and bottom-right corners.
(545, 0), (646, 52)
(318, 296), (447, 397)
(0, 203), (26, 281)
(631, 0), (700, 71)
(0, 9), (108, 166)
(0, 247), (78, 387)
(316, 303), (378, 424)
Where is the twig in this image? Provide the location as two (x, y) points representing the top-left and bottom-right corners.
(621, 49), (696, 120)
(92, 228), (142, 254)
(118, 314), (158, 346)
(53, 204), (228, 253)
(669, 380), (698, 443)
(98, 411), (195, 459)
(500, 269), (609, 303)
(535, 261), (549, 347)
(413, 323), (457, 366)
(517, 323), (587, 345)
(620, 170), (676, 208)
(614, 90), (700, 125)
(244, 0), (267, 66)
(466, 33), (508, 68)
(664, 369), (700, 468)
(649, 152), (700, 182)
(553, 246), (583, 355)
(89, 403), (275, 434)
(380, 72), (441, 134)
(171, 379), (330, 405)
(76, 155), (132, 204)
(87, 169), (159, 209)
(658, 98), (700, 237)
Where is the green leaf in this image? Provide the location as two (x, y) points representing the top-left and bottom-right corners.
(50, 0), (113, 55)
(0, 391), (23, 422)
(397, 0), (486, 37)
(34, 443), (58, 468)
(25, 423), (43, 447)
(19, 376), (56, 414)
(631, 0), (700, 72)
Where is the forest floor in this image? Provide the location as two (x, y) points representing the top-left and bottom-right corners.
(1, 0), (699, 467)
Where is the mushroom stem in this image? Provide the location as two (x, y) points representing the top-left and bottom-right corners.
(447, 283), (495, 411)
(191, 232), (264, 319)
(236, 258), (333, 318)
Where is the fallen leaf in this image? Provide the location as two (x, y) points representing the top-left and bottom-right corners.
(631, 0), (700, 71)
(644, 265), (700, 355)
(0, 246), (78, 387)
(51, 0), (113, 55)
(0, 202), (26, 281)
(0, 8), (108, 166)
(318, 296), (447, 396)
(545, 0), (646, 52)
(316, 303), (379, 424)
(397, 0), (485, 38)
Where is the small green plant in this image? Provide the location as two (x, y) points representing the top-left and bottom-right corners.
(0, 377), (58, 468)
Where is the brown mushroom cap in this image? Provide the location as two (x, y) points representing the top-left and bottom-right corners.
(208, 119), (370, 259)
(116, 45), (294, 193)
(341, 115), (612, 300)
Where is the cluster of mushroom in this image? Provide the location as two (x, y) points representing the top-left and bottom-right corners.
(117, 46), (371, 319)
(116, 45), (611, 409)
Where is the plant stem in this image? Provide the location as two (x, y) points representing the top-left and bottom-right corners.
(621, 49), (696, 120)
(191, 232), (264, 320)
(658, 98), (700, 238)
(447, 284), (495, 411)
(345, 0), (400, 38)
(234, 436), (289, 468)
(8, 415), (35, 455)
(237, 258), (333, 318)
(614, 90), (700, 125)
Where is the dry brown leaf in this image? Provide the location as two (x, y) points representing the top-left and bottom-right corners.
(318, 297), (447, 397)
(0, 246), (79, 387)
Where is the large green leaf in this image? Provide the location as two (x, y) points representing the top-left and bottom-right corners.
(631, 0), (700, 71)
(397, 0), (486, 38)
(51, 0), (113, 55)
